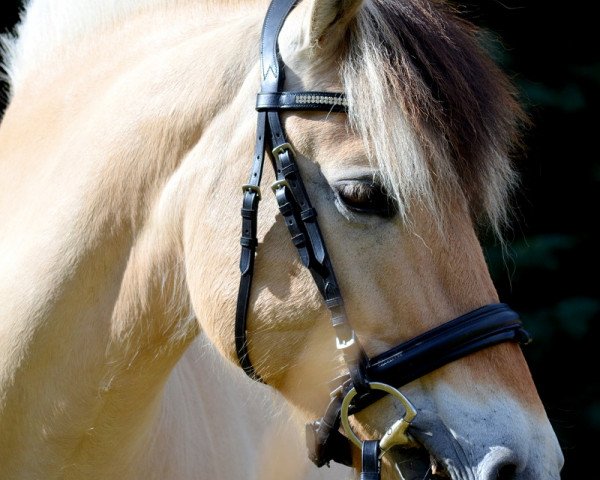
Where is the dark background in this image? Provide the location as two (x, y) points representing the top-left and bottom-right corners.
(1, 1), (597, 477)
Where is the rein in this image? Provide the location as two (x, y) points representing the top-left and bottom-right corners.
(234, 0), (531, 476)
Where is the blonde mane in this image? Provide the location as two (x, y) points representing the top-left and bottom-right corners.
(343, 0), (525, 231)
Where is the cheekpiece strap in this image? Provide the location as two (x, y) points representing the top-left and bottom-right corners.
(360, 440), (381, 480)
(235, 0), (368, 389)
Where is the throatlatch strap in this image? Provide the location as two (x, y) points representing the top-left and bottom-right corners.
(361, 441), (381, 480)
(234, 0), (297, 380)
(235, 111), (270, 382)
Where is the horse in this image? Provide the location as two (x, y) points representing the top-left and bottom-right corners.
(0, 0), (564, 478)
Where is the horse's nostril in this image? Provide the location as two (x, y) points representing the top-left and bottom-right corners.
(497, 464), (517, 480)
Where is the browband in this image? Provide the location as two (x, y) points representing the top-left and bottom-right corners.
(256, 92), (349, 112)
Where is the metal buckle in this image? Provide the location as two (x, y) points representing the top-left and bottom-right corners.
(340, 382), (418, 458)
(272, 142), (296, 158)
(270, 179), (290, 193)
(336, 331), (356, 351)
(328, 373), (351, 398)
(242, 184), (261, 200)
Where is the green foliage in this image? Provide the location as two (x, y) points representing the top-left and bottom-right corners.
(473, 3), (599, 473)
(587, 402), (600, 428)
(525, 297), (600, 341)
(519, 80), (585, 112)
(486, 234), (578, 273)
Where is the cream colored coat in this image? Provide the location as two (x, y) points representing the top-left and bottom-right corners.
(0, 0), (562, 478)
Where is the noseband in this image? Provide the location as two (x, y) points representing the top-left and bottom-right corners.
(235, 0), (530, 474)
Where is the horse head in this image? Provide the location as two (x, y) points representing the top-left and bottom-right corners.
(0, 0), (563, 478)
(190, 0), (563, 477)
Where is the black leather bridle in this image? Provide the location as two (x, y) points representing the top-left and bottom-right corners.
(235, 0), (530, 474)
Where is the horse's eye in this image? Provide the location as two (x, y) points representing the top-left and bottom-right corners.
(334, 181), (397, 218)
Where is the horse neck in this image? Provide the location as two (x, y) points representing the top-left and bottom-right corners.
(0, 5), (263, 477)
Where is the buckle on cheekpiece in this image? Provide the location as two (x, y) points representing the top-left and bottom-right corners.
(241, 184), (261, 200)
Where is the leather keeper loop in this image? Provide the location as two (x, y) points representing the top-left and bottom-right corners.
(301, 207), (317, 221)
(325, 296), (343, 310)
(291, 233), (306, 247)
(330, 307), (347, 328)
(241, 207), (256, 219)
(348, 356), (370, 396)
(278, 201), (294, 216)
(281, 163), (297, 176)
(240, 237), (257, 248)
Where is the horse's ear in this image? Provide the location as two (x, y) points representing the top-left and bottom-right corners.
(284, 0), (363, 54)
(306, 0), (363, 48)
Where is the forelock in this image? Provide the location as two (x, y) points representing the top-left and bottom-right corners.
(342, 0), (525, 232)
